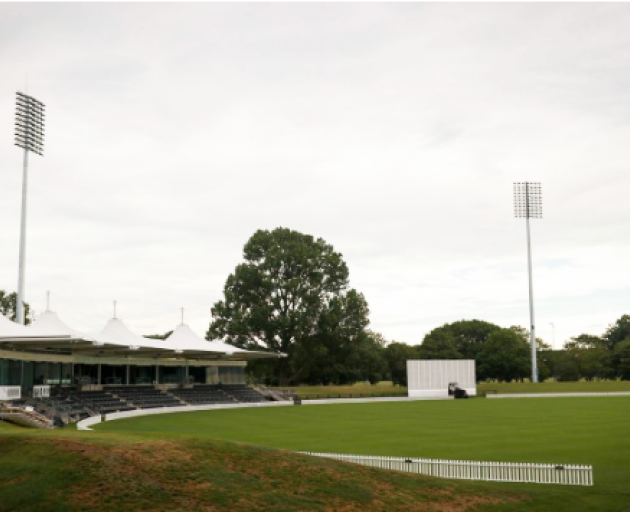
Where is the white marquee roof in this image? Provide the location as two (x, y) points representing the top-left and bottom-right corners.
(1, 312), (282, 361)
(164, 323), (275, 358)
(32, 311), (104, 343)
(0, 312), (71, 340)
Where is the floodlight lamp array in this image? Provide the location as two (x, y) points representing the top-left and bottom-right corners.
(15, 91), (45, 156)
(513, 182), (542, 219)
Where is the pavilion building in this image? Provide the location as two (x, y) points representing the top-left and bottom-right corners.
(0, 310), (281, 391)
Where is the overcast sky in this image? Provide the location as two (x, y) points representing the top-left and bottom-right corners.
(1, 3), (629, 348)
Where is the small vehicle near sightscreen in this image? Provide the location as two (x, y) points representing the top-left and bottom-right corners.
(407, 360), (476, 399)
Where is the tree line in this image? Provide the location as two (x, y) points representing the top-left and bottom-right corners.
(3, 227), (628, 386)
(0, 290), (32, 324)
(206, 227), (630, 386)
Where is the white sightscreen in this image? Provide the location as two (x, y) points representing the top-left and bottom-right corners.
(407, 360), (476, 397)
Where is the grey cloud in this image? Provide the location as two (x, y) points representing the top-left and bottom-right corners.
(1, 3), (629, 348)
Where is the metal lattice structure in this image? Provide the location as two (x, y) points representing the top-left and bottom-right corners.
(513, 182), (542, 219)
(15, 92), (45, 156)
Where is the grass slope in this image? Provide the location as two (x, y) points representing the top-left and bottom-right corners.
(97, 397), (630, 511)
(0, 423), (522, 512)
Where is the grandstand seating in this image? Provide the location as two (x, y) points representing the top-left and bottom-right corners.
(55, 388), (134, 415)
(169, 385), (236, 405)
(221, 384), (267, 403)
(26, 389), (95, 425)
(108, 387), (182, 409)
(17, 384), (268, 426)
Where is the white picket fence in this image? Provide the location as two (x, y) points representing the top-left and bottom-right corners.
(300, 452), (593, 486)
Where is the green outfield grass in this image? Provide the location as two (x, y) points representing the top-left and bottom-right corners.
(96, 397), (630, 511)
(477, 380), (630, 394)
(271, 379), (630, 398)
(2, 396), (629, 510)
(270, 381), (407, 398)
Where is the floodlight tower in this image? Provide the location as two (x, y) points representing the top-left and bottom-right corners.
(14, 91), (45, 324)
(513, 182), (542, 382)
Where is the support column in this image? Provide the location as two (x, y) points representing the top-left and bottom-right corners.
(526, 210), (538, 383)
(185, 362), (189, 384)
(126, 365), (130, 385)
(155, 365), (159, 385)
(97, 364), (102, 386)
(16, 149), (29, 325)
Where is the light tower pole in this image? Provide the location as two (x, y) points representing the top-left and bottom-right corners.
(14, 92), (45, 324)
(513, 182), (542, 382)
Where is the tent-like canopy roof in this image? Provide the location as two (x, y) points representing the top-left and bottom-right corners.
(0, 312), (71, 341)
(32, 310), (103, 342)
(1, 312), (282, 361)
(164, 323), (277, 359)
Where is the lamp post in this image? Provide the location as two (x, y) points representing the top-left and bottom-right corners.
(514, 182), (542, 382)
(14, 91), (45, 325)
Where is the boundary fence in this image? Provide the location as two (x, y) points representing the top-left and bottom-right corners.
(301, 452), (593, 486)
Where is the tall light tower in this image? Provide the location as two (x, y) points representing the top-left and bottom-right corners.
(514, 182), (542, 382)
(14, 91), (45, 324)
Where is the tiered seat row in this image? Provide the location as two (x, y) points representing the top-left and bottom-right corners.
(21, 384), (268, 425)
(170, 385), (236, 405)
(222, 384), (267, 402)
(108, 387), (182, 409)
(67, 390), (135, 414)
(27, 389), (94, 425)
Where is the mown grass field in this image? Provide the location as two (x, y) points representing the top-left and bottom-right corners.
(95, 397), (630, 511)
(270, 381), (407, 398)
(271, 379), (630, 398)
(2, 394), (629, 511)
(477, 380), (630, 394)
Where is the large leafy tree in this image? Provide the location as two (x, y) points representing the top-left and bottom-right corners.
(418, 329), (463, 360)
(564, 334), (606, 350)
(509, 325), (550, 351)
(289, 290), (380, 385)
(298, 331), (387, 385)
(447, 320), (504, 359)
(614, 340), (630, 380)
(207, 228), (369, 385)
(476, 329), (530, 381)
(0, 290), (32, 325)
(553, 351), (581, 382)
(576, 348), (614, 380)
(383, 342), (420, 386)
(604, 315), (630, 351)
(419, 320), (502, 361)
